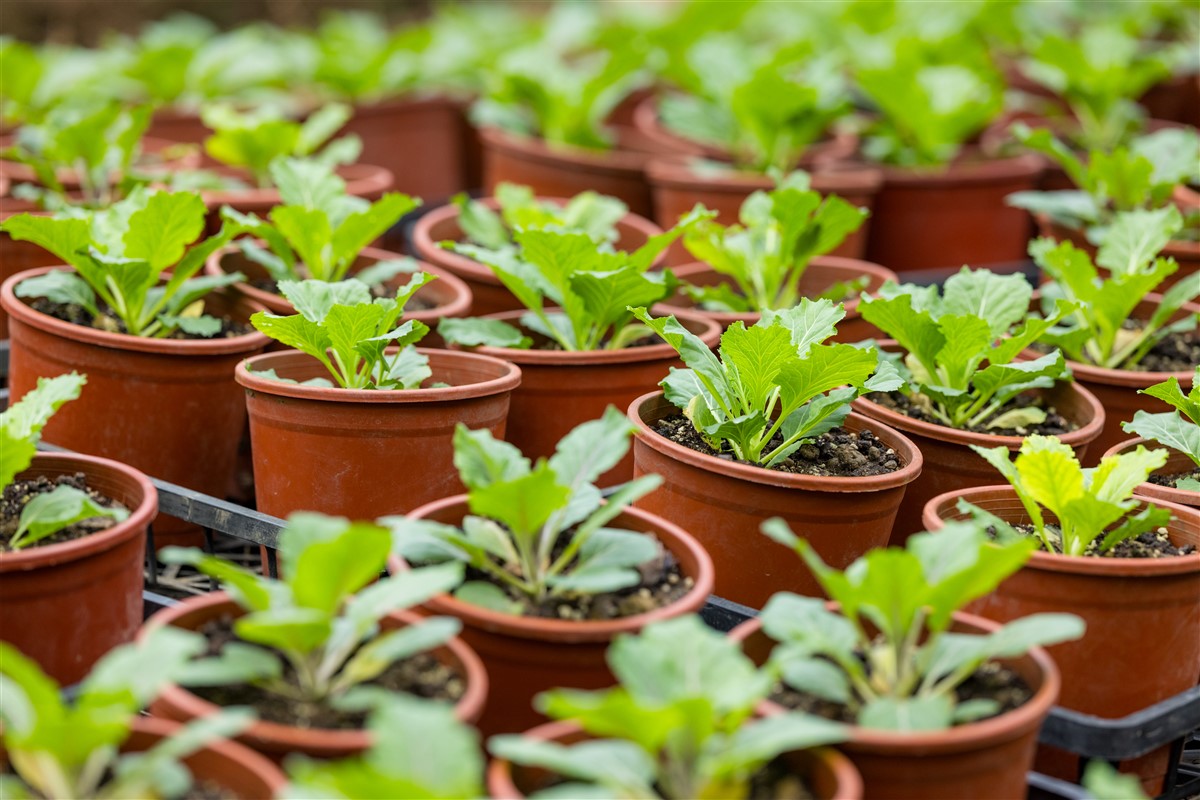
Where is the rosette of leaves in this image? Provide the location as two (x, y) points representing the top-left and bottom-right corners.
(160, 513), (465, 710)
(1029, 207), (1199, 370)
(438, 208), (710, 352)
(759, 518), (1085, 731)
(452, 182), (628, 251)
(680, 171), (869, 313)
(222, 158), (420, 285)
(490, 616), (849, 799)
(1, 373), (128, 551)
(249, 276), (436, 390)
(0, 631), (252, 800)
(387, 408), (666, 614)
(1122, 368), (1200, 491)
(634, 299), (902, 467)
(111, 13), (220, 107)
(966, 434), (1173, 557)
(858, 268), (1076, 431)
(1, 189), (248, 338)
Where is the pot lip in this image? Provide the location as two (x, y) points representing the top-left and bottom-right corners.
(235, 347), (522, 403)
(629, 390), (924, 493)
(204, 242), (474, 320)
(923, 485), (1200, 576)
(733, 610), (1061, 753)
(0, 451), (157, 571)
(478, 126), (649, 174)
(1101, 437), (1200, 509)
(631, 94), (726, 160)
(388, 496), (716, 641)
(867, 151), (1044, 186)
(199, 162), (395, 207)
(0, 135), (195, 185)
(1036, 213), (1200, 259)
(127, 715), (288, 796)
(0, 266), (272, 355)
(143, 592), (489, 739)
(645, 153), (884, 194)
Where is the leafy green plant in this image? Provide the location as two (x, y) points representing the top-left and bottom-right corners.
(1122, 368), (1200, 491)
(250, 276), (436, 390)
(0, 37), (44, 126)
(223, 158), (420, 285)
(1, 189), (247, 338)
(452, 182), (628, 251)
(1082, 760), (1150, 800)
(0, 630), (252, 800)
(438, 209), (708, 352)
(387, 408), (665, 615)
(634, 300), (901, 467)
(114, 13), (220, 107)
(490, 615), (849, 799)
(1030, 207), (1199, 370)
(859, 267), (1076, 430)
(680, 171), (869, 312)
(969, 434), (1172, 557)
(759, 518), (1084, 731)
(160, 512), (464, 709)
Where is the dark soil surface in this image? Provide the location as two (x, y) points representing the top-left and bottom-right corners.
(654, 413), (903, 477)
(747, 758), (817, 800)
(184, 780), (237, 800)
(1031, 325), (1199, 373)
(190, 615), (465, 730)
(30, 298), (251, 339)
(1149, 466), (1200, 489)
(868, 391), (1076, 437)
(0, 473), (124, 551)
(1002, 522), (1196, 559)
(248, 278), (437, 311)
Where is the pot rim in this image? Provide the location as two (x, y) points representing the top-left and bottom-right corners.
(645, 154), (884, 194)
(478, 126), (649, 174)
(388, 496), (716, 641)
(1036, 213), (1200, 259)
(0, 451), (157, 571)
(1101, 437), (1200, 509)
(1, 266), (271, 356)
(869, 151), (1044, 187)
(199, 162), (395, 207)
(235, 347), (522, 403)
(629, 390), (923, 493)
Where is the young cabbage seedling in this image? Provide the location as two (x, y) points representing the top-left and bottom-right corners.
(1, 373), (128, 550)
(969, 434), (1173, 557)
(1, 188), (248, 338)
(680, 171), (869, 313)
(222, 157), (421, 285)
(387, 407), (666, 615)
(160, 512), (465, 709)
(859, 268), (1076, 431)
(759, 518), (1084, 731)
(0, 630), (253, 800)
(249, 276), (436, 390)
(491, 615), (849, 799)
(1122, 368), (1200, 491)
(451, 182), (628, 251)
(1030, 207), (1199, 370)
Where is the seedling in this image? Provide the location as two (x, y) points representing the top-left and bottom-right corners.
(452, 182), (627, 251)
(1123, 368), (1200, 491)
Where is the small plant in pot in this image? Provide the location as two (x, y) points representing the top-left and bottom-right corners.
(147, 511), (487, 761)
(488, 615), (859, 800)
(385, 408), (715, 736)
(1113, 367), (1200, 505)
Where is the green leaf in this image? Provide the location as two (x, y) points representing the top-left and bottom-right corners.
(176, 642), (282, 687)
(452, 581), (523, 614)
(329, 194), (421, 281)
(335, 617), (460, 690)
(437, 317), (532, 349)
(158, 547), (279, 612)
(283, 514), (392, 614)
(0, 214), (93, 268)
(235, 607), (332, 656)
(122, 191), (206, 271)
(547, 406), (637, 491)
(250, 311), (331, 363)
(488, 737), (656, 796)
(1123, 411), (1200, 468)
(859, 695), (955, 732)
(467, 463), (570, 539)
(10, 485), (128, 550)
(451, 424), (531, 491)
(708, 713), (848, 779)
(297, 104), (352, 155)
(1095, 207), (1183, 278)
(11, 271), (99, 316)
(271, 205), (333, 277)
(941, 267), (1031, 339)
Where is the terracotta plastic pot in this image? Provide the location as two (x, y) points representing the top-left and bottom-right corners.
(236, 347), (520, 520)
(488, 718), (863, 800)
(479, 127), (654, 218)
(652, 258), (897, 344)
(732, 611), (1061, 800)
(389, 496), (714, 737)
(146, 107), (210, 146)
(145, 592), (488, 761)
(1035, 214), (1200, 290)
(1103, 437), (1200, 510)
(1, 452), (156, 685)
(864, 153), (1043, 271)
(1, 197), (62, 338)
(411, 196), (663, 317)
(0, 136), (198, 188)
(628, 392), (922, 609)
(2, 268), (269, 546)
(455, 310), (721, 486)
(923, 487), (1200, 793)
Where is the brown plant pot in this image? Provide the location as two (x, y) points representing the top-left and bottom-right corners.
(236, 347), (520, 520)
(1, 267), (269, 546)
(487, 718), (863, 800)
(145, 592), (488, 761)
(1035, 214), (1200, 290)
(628, 392), (922, 609)
(389, 496), (714, 737)
(923, 487), (1200, 793)
(1, 452), (156, 686)
(411, 196), (663, 317)
(1, 197), (62, 338)
(453, 310), (721, 486)
(1102, 437), (1200, 510)
(479, 127), (655, 218)
(864, 153), (1043, 272)
(146, 107), (210, 146)
(652, 258), (897, 344)
(731, 611), (1061, 800)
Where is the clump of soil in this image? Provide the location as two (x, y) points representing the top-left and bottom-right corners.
(0, 473), (125, 552)
(189, 615), (466, 730)
(248, 278), (437, 311)
(999, 522), (1195, 559)
(29, 298), (251, 339)
(1148, 466), (1200, 490)
(747, 758), (817, 800)
(869, 390), (1077, 437)
(653, 413), (903, 477)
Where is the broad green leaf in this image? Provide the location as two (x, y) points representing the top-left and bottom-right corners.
(283, 514), (392, 613)
(122, 191), (206, 271)
(467, 462), (570, 539)
(11, 271), (99, 316)
(859, 695), (955, 732)
(452, 424), (531, 491)
(335, 617), (460, 690)
(941, 267), (1031, 338)
(11, 485), (128, 550)
(452, 581), (523, 614)
(547, 406), (636, 490)
(437, 317), (532, 349)
(1123, 411), (1200, 468)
